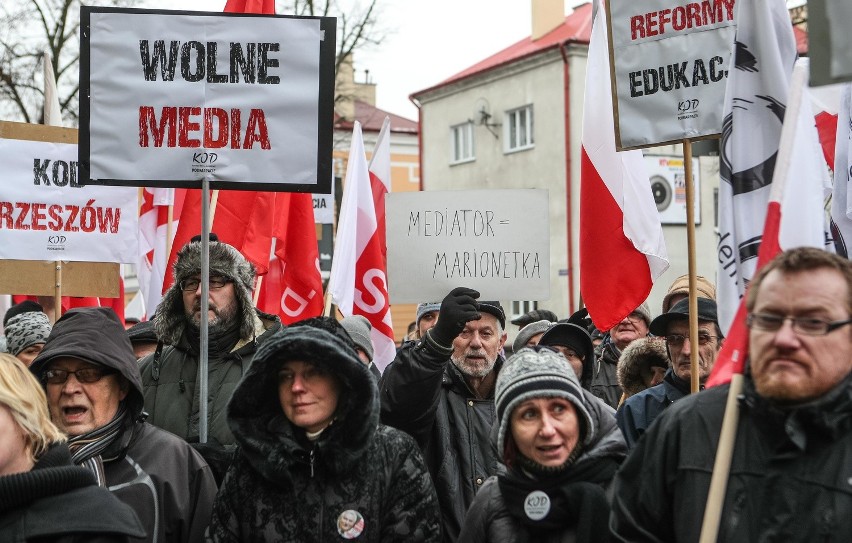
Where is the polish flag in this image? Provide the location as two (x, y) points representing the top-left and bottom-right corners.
(708, 60), (832, 386)
(138, 188), (174, 318)
(256, 193), (324, 324)
(329, 121), (396, 372)
(579, 0), (668, 332)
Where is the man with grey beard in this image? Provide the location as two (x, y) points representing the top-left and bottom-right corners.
(139, 234), (282, 482)
(380, 287), (507, 543)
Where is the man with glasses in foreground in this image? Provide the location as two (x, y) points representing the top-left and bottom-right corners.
(140, 234), (282, 482)
(611, 247), (852, 541)
(31, 307), (217, 542)
(616, 296), (722, 449)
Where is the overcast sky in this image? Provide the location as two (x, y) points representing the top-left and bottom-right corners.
(141, 0), (589, 120)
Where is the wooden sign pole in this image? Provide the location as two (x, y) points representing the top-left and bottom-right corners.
(683, 139), (701, 394)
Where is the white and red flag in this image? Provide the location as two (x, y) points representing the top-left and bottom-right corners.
(716, 0), (797, 333)
(329, 120), (396, 373)
(256, 192), (324, 324)
(138, 187), (174, 318)
(579, 0), (668, 332)
(708, 60), (832, 386)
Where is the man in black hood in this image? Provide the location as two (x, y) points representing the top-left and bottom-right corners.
(31, 307), (217, 543)
(139, 234), (282, 481)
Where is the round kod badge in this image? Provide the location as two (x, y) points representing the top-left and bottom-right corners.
(337, 510), (365, 539)
(524, 490), (551, 520)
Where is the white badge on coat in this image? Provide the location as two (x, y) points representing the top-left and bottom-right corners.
(337, 509), (364, 539)
(524, 490), (551, 520)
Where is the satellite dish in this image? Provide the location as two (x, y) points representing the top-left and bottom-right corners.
(474, 98), (491, 125)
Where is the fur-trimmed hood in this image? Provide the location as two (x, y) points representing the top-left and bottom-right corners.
(155, 238), (257, 345)
(227, 326), (379, 487)
(617, 337), (669, 397)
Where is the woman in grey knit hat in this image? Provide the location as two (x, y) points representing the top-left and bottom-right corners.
(459, 348), (627, 543)
(3, 304), (52, 367)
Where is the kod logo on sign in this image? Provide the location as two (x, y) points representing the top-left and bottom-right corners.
(192, 152), (218, 164)
(48, 235), (67, 244)
(677, 99), (699, 113)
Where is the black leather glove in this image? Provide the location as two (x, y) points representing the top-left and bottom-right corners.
(429, 287), (481, 348)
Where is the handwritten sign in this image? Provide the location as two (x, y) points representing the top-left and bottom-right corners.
(607, 0), (736, 150)
(386, 189), (550, 302)
(79, 7), (336, 192)
(0, 135), (138, 263)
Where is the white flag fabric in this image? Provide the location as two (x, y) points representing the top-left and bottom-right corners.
(330, 121), (396, 373)
(716, 0), (797, 332)
(580, 0), (668, 332)
(831, 84), (852, 257)
(43, 51), (63, 126)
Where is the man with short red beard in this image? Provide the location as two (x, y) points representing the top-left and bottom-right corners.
(591, 303), (652, 408)
(611, 247), (852, 541)
(139, 234), (282, 482)
(380, 287), (507, 543)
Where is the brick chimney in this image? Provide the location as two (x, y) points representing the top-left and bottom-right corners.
(532, 0), (564, 41)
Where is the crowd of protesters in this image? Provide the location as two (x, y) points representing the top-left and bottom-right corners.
(0, 240), (850, 542)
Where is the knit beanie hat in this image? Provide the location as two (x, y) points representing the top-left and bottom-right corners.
(340, 315), (374, 361)
(661, 274), (717, 313)
(511, 319), (552, 353)
(415, 302), (441, 325)
(633, 303), (652, 327)
(5, 311), (52, 356)
(495, 348), (594, 457)
(155, 233), (257, 345)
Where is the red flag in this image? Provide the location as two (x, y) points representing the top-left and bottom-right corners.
(580, 1), (669, 332)
(708, 60), (833, 386)
(328, 121), (395, 372)
(257, 193), (324, 324)
(224, 0), (274, 13)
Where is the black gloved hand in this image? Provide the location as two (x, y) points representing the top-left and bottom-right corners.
(429, 287), (481, 348)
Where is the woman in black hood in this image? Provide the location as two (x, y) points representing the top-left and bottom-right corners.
(207, 325), (441, 542)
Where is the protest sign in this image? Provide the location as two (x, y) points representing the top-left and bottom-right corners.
(386, 189), (550, 303)
(79, 7), (336, 192)
(606, 0), (736, 150)
(808, 0), (852, 87)
(0, 122), (139, 264)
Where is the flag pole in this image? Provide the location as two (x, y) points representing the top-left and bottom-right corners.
(699, 372), (744, 542)
(199, 179), (211, 444)
(683, 139), (700, 394)
(53, 261), (62, 323)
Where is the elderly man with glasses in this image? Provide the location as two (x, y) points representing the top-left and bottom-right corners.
(139, 233), (282, 482)
(611, 247), (852, 541)
(615, 296), (723, 449)
(31, 307), (218, 543)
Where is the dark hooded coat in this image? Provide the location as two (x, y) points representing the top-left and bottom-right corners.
(590, 338), (623, 409)
(458, 391), (626, 543)
(31, 307), (218, 543)
(0, 442), (146, 543)
(206, 327), (441, 542)
(611, 373), (852, 542)
(379, 341), (504, 543)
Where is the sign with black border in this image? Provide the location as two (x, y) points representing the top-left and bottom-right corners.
(79, 6), (336, 193)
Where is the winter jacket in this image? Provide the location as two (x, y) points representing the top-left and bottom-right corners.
(459, 392), (627, 543)
(380, 340), (504, 543)
(590, 339), (622, 409)
(616, 368), (690, 449)
(611, 372), (852, 542)
(207, 327), (441, 542)
(140, 310), (282, 447)
(31, 307), (218, 543)
(0, 442), (146, 543)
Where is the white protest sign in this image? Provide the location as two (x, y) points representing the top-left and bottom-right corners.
(386, 189), (550, 303)
(0, 137), (139, 263)
(607, 0), (736, 150)
(80, 7), (336, 192)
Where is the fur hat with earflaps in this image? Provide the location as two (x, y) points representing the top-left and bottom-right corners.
(155, 233), (257, 345)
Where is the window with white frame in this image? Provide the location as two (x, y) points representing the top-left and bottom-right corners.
(511, 300), (538, 322)
(451, 121), (475, 163)
(505, 105), (534, 152)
